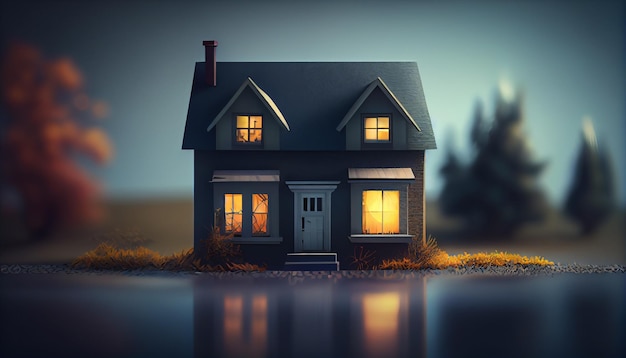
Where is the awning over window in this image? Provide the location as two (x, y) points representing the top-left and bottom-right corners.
(211, 170), (280, 182)
(348, 168), (415, 181)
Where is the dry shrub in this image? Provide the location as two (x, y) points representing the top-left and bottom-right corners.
(350, 246), (376, 270)
(379, 236), (553, 270)
(204, 227), (239, 264)
(72, 228), (266, 272)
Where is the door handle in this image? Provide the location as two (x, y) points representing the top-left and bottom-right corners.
(301, 217), (305, 231)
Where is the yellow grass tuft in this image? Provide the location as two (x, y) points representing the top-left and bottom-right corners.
(71, 243), (266, 272)
(379, 237), (554, 270)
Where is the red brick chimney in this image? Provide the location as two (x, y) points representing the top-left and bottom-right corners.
(203, 40), (218, 87)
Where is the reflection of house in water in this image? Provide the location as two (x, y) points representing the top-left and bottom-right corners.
(193, 278), (427, 358)
(192, 275), (624, 358)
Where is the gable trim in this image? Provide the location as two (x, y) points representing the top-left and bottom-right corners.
(336, 77), (420, 132)
(207, 77), (290, 132)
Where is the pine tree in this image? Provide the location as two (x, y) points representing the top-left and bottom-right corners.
(438, 81), (548, 236)
(564, 117), (615, 234)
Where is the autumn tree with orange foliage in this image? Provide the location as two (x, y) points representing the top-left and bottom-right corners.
(0, 43), (113, 238)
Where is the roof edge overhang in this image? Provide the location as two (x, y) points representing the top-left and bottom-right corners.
(207, 77), (290, 132)
(211, 170), (280, 182)
(336, 77), (421, 132)
(347, 167), (416, 183)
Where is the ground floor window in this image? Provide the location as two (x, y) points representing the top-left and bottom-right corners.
(212, 172), (281, 243)
(223, 193), (269, 237)
(362, 190), (400, 234)
(224, 193), (243, 235)
(252, 193), (269, 236)
(348, 168), (415, 243)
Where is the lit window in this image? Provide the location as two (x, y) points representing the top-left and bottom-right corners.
(364, 116), (390, 142)
(362, 190), (399, 234)
(252, 194), (269, 236)
(236, 115), (263, 143)
(224, 194), (242, 235)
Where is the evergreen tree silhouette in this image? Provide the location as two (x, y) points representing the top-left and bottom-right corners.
(438, 81), (547, 237)
(564, 117), (615, 234)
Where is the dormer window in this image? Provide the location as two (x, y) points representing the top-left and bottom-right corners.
(363, 115), (391, 143)
(235, 115), (263, 144)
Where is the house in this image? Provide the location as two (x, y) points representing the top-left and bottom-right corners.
(182, 41), (436, 270)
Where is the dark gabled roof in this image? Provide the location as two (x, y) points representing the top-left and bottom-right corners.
(182, 62), (436, 151)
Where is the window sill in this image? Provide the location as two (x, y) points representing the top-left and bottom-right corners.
(348, 234), (414, 244)
(228, 237), (283, 244)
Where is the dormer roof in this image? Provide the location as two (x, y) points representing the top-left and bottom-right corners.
(336, 77), (420, 132)
(207, 77), (290, 132)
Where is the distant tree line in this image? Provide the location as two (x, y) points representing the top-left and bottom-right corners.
(439, 82), (615, 237)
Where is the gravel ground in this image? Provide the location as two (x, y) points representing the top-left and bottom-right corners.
(1, 264), (624, 282)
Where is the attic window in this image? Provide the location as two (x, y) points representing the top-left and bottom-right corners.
(363, 116), (391, 142)
(235, 115), (263, 143)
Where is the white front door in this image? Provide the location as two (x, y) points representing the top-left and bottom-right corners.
(301, 195), (325, 251)
(287, 181), (339, 253)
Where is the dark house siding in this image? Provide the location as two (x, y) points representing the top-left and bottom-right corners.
(194, 150), (425, 269)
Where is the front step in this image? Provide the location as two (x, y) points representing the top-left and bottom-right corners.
(284, 252), (340, 271)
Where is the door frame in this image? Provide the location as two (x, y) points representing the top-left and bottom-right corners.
(286, 181), (339, 252)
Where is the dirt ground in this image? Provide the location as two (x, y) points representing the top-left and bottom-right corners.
(1, 198), (623, 265)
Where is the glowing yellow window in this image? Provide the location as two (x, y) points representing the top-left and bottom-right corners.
(236, 115), (263, 143)
(252, 194), (268, 236)
(224, 194), (242, 235)
(364, 116), (390, 142)
(362, 190), (399, 234)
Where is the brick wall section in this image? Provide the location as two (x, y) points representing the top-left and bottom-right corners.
(408, 151), (426, 244)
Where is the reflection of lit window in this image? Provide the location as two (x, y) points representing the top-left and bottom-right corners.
(364, 116), (390, 142)
(224, 296), (243, 339)
(362, 292), (400, 358)
(224, 194), (242, 235)
(223, 295), (268, 358)
(252, 194), (268, 236)
(362, 190), (399, 234)
(236, 115), (263, 143)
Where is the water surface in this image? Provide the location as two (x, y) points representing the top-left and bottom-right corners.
(1, 273), (623, 358)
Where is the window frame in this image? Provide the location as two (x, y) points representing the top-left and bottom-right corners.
(233, 114), (264, 146)
(213, 181), (281, 244)
(362, 114), (393, 147)
(348, 182), (412, 243)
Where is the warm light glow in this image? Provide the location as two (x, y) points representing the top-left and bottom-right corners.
(223, 295), (268, 358)
(252, 193), (268, 235)
(362, 190), (399, 234)
(251, 295), (268, 350)
(236, 115), (263, 143)
(224, 296), (243, 342)
(224, 194), (242, 235)
(362, 292), (400, 357)
(364, 116), (391, 142)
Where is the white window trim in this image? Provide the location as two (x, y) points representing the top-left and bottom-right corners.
(348, 234), (413, 244)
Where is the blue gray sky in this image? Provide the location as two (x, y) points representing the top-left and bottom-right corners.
(1, 0), (624, 205)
